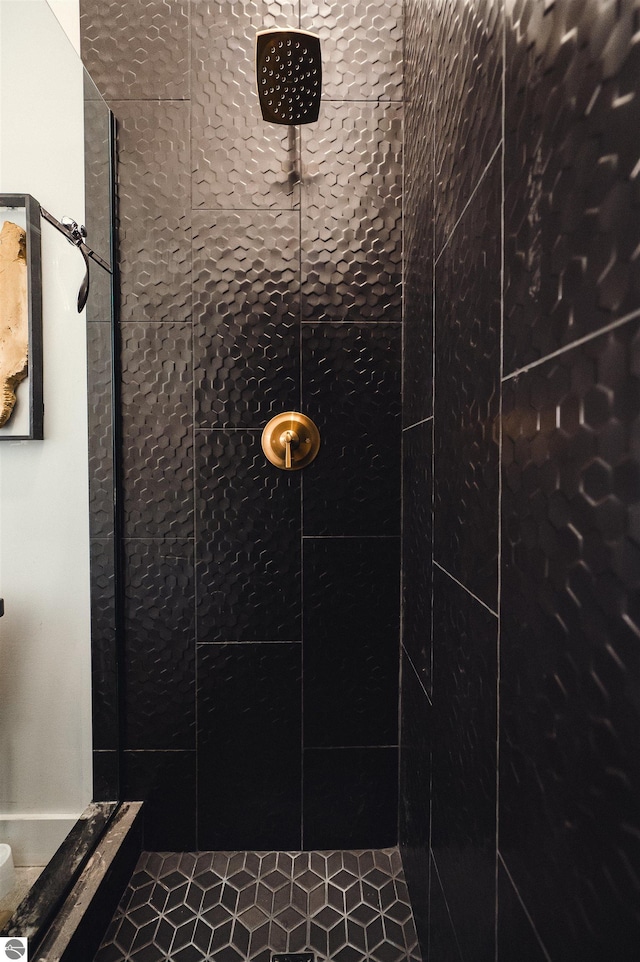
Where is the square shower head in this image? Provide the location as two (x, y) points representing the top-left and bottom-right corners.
(256, 29), (322, 125)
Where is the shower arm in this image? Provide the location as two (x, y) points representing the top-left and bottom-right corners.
(40, 206), (112, 313)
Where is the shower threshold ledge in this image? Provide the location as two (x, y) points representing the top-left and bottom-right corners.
(0, 801), (119, 950)
(93, 847), (422, 962)
(19, 802), (143, 962)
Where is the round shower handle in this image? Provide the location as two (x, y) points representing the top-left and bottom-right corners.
(262, 412), (320, 471)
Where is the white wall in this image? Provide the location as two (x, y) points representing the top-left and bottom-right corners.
(47, 0), (80, 54)
(0, 0), (92, 863)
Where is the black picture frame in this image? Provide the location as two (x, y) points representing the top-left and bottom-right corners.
(0, 193), (44, 440)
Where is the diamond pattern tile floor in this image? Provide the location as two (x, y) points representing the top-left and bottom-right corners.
(93, 849), (421, 962)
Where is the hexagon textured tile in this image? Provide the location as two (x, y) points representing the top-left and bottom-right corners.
(87, 321), (114, 540)
(501, 316), (640, 958)
(123, 540), (195, 751)
(433, 155), (501, 611)
(302, 323), (401, 536)
(300, 1), (403, 102)
(80, 0), (190, 101)
(94, 848), (421, 962)
(401, 422), (432, 691)
(196, 431), (301, 641)
(505, 0), (640, 371)
(191, 1), (300, 210)
(83, 87), (113, 268)
(193, 210), (300, 427)
(301, 103), (402, 320)
(114, 100), (192, 322)
(403, 0), (435, 429)
(433, 0), (502, 256)
(121, 322), (194, 539)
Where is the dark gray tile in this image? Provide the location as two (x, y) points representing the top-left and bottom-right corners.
(191, 0), (299, 210)
(429, 854), (464, 962)
(302, 324), (401, 536)
(123, 540), (195, 750)
(497, 861), (550, 962)
(505, 0), (640, 371)
(500, 317), (640, 961)
(399, 652), (431, 958)
(91, 538), (118, 752)
(434, 156), (501, 611)
(197, 644), (302, 851)
(83, 84), (113, 269)
(431, 568), (497, 962)
(93, 751), (119, 802)
(403, 0), (436, 429)
(113, 101), (191, 321)
(80, 0), (190, 101)
(193, 210), (300, 428)
(300, 1), (403, 102)
(402, 421), (432, 691)
(301, 103), (402, 320)
(304, 748), (398, 850)
(87, 321), (114, 539)
(121, 322), (194, 539)
(433, 0), (502, 255)
(122, 751), (196, 850)
(196, 431), (301, 641)
(303, 538), (399, 748)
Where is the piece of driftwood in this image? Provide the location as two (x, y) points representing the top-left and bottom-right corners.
(0, 220), (29, 427)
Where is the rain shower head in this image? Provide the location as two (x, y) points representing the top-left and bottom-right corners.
(256, 29), (322, 125)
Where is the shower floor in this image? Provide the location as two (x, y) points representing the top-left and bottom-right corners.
(93, 848), (421, 962)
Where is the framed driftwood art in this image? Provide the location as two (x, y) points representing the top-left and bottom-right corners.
(0, 193), (43, 440)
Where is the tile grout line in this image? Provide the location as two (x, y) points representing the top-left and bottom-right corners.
(402, 415), (433, 432)
(431, 849), (466, 962)
(402, 643), (433, 707)
(498, 853), (554, 962)
(434, 141), (502, 266)
(433, 560), (499, 618)
(502, 307), (640, 381)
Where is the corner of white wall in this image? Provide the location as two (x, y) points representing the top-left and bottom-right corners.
(46, 0), (80, 55)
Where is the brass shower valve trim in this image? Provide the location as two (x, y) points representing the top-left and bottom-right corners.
(261, 412), (321, 471)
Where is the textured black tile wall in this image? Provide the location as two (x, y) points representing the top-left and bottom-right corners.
(430, 570), (497, 962)
(500, 319), (640, 960)
(401, 1), (640, 960)
(398, 653), (431, 952)
(433, 154), (501, 611)
(497, 860), (550, 962)
(81, 0), (402, 850)
(302, 323), (402, 536)
(122, 539), (195, 750)
(195, 431), (302, 643)
(303, 538), (399, 748)
(401, 422), (432, 691)
(197, 643), (302, 851)
(303, 748), (398, 850)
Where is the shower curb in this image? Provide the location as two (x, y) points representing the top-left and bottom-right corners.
(31, 802), (143, 962)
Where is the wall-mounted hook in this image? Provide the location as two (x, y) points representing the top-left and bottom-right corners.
(39, 207), (111, 313)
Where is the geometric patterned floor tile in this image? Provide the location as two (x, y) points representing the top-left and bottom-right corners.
(93, 849), (421, 962)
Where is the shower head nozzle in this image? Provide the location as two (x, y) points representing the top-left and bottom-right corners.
(256, 29), (322, 126)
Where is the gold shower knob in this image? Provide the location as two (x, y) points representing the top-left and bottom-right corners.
(261, 412), (321, 471)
